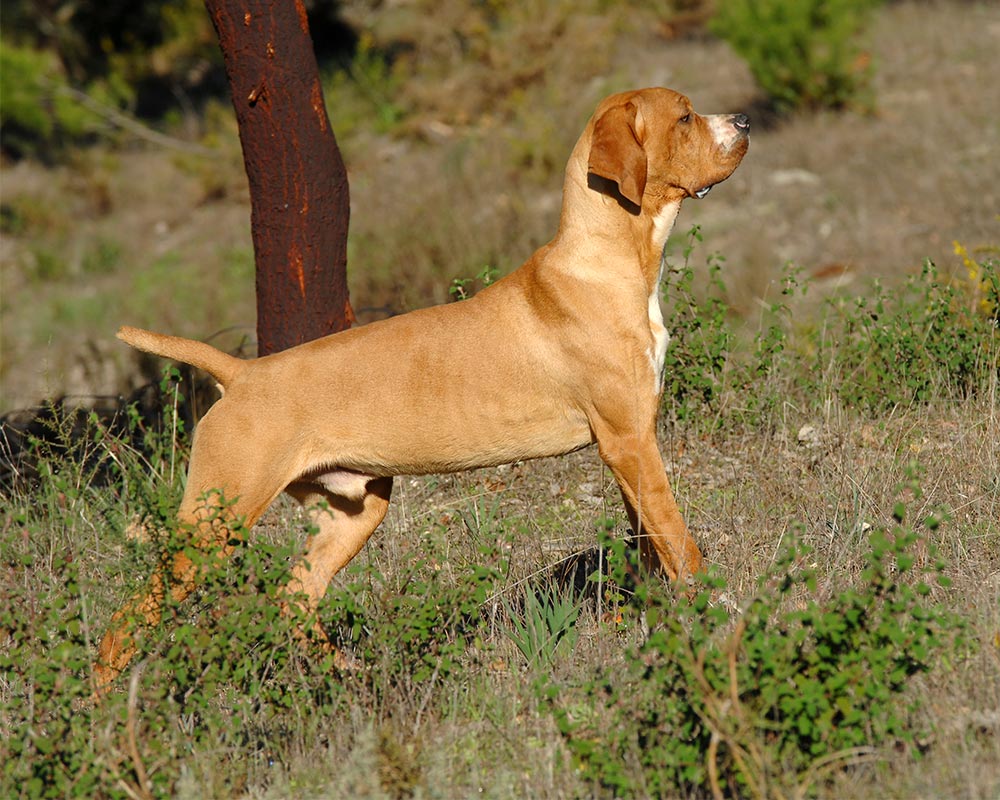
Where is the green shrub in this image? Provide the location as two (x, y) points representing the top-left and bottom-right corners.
(549, 474), (965, 797)
(0, 504), (352, 798)
(710, 0), (883, 112)
(0, 376), (192, 797)
(821, 257), (1000, 412)
(0, 42), (113, 157)
(661, 225), (734, 422)
(0, 464), (498, 797)
(0, 544), (105, 798)
(325, 539), (501, 692)
(659, 233), (999, 420)
(449, 264), (498, 301)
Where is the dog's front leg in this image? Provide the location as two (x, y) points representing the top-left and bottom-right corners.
(593, 419), (703, 581)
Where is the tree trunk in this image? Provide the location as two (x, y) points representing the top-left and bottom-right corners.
(204, 0), (354, 355)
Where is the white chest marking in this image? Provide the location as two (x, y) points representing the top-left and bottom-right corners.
(645, 201), (680, 395)
(647, 262), (669, 395)
(651, 201), (680, 251)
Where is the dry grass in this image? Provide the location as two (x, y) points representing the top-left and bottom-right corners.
(2, 347), (998, 796)
(160, 364), (994, 797)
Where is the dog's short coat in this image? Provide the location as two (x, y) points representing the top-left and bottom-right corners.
(95, 87), (749, 690)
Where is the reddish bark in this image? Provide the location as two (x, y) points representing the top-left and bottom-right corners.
(204, 0), (354, 355)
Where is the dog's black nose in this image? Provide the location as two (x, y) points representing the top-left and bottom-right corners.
(733, 113), (750, 132)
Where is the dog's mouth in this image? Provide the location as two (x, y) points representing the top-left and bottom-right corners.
(693, 185), (713, 199)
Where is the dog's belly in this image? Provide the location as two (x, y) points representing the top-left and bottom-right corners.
(320, 408), (594, 477)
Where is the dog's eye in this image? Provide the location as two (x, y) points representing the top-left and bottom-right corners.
(679, 114), (691, 123)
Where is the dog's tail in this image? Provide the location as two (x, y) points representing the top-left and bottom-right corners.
(117, 326), (245, 388)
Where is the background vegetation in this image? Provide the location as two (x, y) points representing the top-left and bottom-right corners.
(710, 0), (884, 112)
(2, 1), (999, 797)
(2, 0), (997, 409)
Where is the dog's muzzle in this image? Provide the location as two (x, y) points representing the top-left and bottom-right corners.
(693, 113), (750, 199)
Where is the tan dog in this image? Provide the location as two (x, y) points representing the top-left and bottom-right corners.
(95, 87), (749, 690)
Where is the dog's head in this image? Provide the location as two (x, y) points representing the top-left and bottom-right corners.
(587, 88), (749, 211)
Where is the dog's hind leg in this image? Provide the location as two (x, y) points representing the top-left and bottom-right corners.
(281, 476), (393, 663)
(93, 409), (288, 693)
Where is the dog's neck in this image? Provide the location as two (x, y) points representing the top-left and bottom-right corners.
(557, 153), (684, 297)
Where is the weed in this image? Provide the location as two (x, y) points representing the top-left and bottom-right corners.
(659, 232), (999, 422)
(325, 540), (501, 693)
(2, 233), (998, 796)
(0, 43), (110, 157)
(0, 544), (100, 798)
(821, 258), (1000, 412)
(322, 33), (405, 139)
(0, 396), (183, 797)
(954, 240), (1000, 322)
(449, 264), (498, 301)
(661, 225), (733, 423)
(550, 473), (965, 798)
(504, 584), (581, 669)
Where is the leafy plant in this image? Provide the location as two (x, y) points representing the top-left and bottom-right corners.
(823, 257), (1000, 412)
(0, 41), (114, 158)
(326, 542), (500, 691)
(322, 32), (407, 138)
(504, 584), (581, 669)
(661, 225), (734, 422)
(3, 0), (219, 152)
(953, 240), (1000, 322)
(658, 234), (999, 421)
(0, 544), (105, 798)
(0, 387), (190, 798)
(549, 476), (964, 798)
(449, 264), (499, 301)
(711, 0), (883, 112)
(2, 228), (997, 797)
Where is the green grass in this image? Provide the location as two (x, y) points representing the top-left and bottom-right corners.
(2, 251), (998, 798)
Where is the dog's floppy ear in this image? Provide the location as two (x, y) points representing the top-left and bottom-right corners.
(587, 100), (646, 207)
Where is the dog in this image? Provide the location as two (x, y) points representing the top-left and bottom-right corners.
(95, 87), (749, 690)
